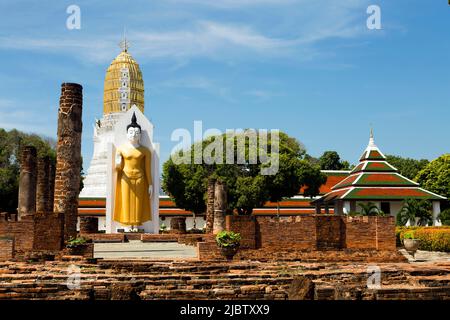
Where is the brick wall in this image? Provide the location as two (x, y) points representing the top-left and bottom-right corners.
(33, 214), (65, 251)
(225, 215), (256, 249)
(0, 217), (34, 257)
(79, 217), (98, 234)
(198, 215), (397, 260)
(255, 216), (317, 250)
(376, 216), (396, 250)
(0, 238), (14, 261)
(344, 216), (378, 249)
(316, 215), (344, 249)
(197, 235), (223, 260)
(0, 214), (64, 258)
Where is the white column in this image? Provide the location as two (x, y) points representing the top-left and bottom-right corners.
(432, 201), (442, 226)
(343, 201), (351, 215)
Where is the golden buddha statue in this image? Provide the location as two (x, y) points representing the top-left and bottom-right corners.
(113, 112), (153, 226)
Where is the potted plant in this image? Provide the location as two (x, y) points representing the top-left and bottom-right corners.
(215, 231), (241, 260)
(403, 230), (420, 258)
(159, 223), (167, 234)
(66, 236), (90, 256)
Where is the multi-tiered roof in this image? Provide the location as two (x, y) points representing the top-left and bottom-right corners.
(317, 131), (446, 203)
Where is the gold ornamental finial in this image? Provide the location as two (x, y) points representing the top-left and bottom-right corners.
(119, 27), (130, 52)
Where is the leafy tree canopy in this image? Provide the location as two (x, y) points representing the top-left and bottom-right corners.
(0, 128), (56, 212)
(162, 131), (327, 215)
(319, 151), (352, 170)
(414, 154), (449, 199)
(385, 155), (429, 180)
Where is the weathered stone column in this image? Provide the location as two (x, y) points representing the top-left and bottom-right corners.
(47, 161), (55, 212)
(80, 217), (99, 234)
(170, 217), (187, 234)
(18, 146), (37, 218)
(53, 83), (83, 241)
(36, 156), (50, 214)
(213, 180), (227, 234)
(205, 178), (215, 233)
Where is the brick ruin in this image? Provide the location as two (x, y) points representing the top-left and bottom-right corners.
(198, 215), (397, 261)
(54, 83), (83, 241)
(0, 83), (83, 261)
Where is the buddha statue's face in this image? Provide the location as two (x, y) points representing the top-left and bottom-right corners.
(127, 127), (141, 144)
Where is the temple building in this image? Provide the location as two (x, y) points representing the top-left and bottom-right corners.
(313, 131), (446, 225)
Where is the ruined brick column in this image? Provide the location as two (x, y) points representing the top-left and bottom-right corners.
(18, 146), (37, 218)
(53, 83), (83, 241)
(79, 217), (98, 234)
(205, 178), (215, 233)
(36, 156), (50, 214)
(47, 161), (55, 212)
(213, 180), (227, 234)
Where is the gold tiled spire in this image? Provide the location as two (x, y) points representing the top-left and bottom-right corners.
(103, 41), (144, 115)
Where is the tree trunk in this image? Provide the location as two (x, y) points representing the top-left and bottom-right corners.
(205, 178), (216, 233)
(213, 180), (227, 234)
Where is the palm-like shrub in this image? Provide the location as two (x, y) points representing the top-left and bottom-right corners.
(398, 198), (432, 226)
(357, 202), (385, 216)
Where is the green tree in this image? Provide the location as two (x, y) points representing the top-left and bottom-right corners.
(357, 202), (385, 216)
(0, 128), (56, 212)
(385, 155), (429, 180)
(438, 208), (450, 226)
(414, 154), (449, 199)
(319, 151), (351, 170)
(398, 198), (432, 226)
(162, 131), (327, 216)
(162, 158), (207, 227)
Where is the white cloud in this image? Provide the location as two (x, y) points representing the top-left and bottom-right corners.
(0, 0), (377, 64)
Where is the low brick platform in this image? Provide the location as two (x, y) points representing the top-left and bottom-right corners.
(141, 234), (206, 246)
(0, 260), (448, 300)
(83, 234), (125, 243)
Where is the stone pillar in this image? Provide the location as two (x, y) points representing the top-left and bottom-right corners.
(213, 180), (227, 234)
(432, 201), (442, 226)
(80, 217), (99, 234)
(53, 83), (83, 241)
(36, 156), (50, 214)
(47, 161), (55, 212)
(18, 146), (37, 218)
(205, 178), (215, 233)
(170, 217), (187, 234)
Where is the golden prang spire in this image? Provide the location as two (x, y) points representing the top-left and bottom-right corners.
(103, 31), (144, 115)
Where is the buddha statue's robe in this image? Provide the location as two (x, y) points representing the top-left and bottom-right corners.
(114, 145), (152, 225)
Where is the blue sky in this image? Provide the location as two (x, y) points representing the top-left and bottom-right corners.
(0, 0), (449, 172)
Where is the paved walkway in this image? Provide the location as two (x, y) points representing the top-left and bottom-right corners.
(398, 249), (450, 263)
(94, 241), (198, 260)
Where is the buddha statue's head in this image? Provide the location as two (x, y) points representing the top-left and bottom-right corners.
(126, 112), (141, 144)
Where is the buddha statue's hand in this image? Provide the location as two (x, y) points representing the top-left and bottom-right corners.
(148, 185), (153, 198)
(115, 152), (122, 169)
